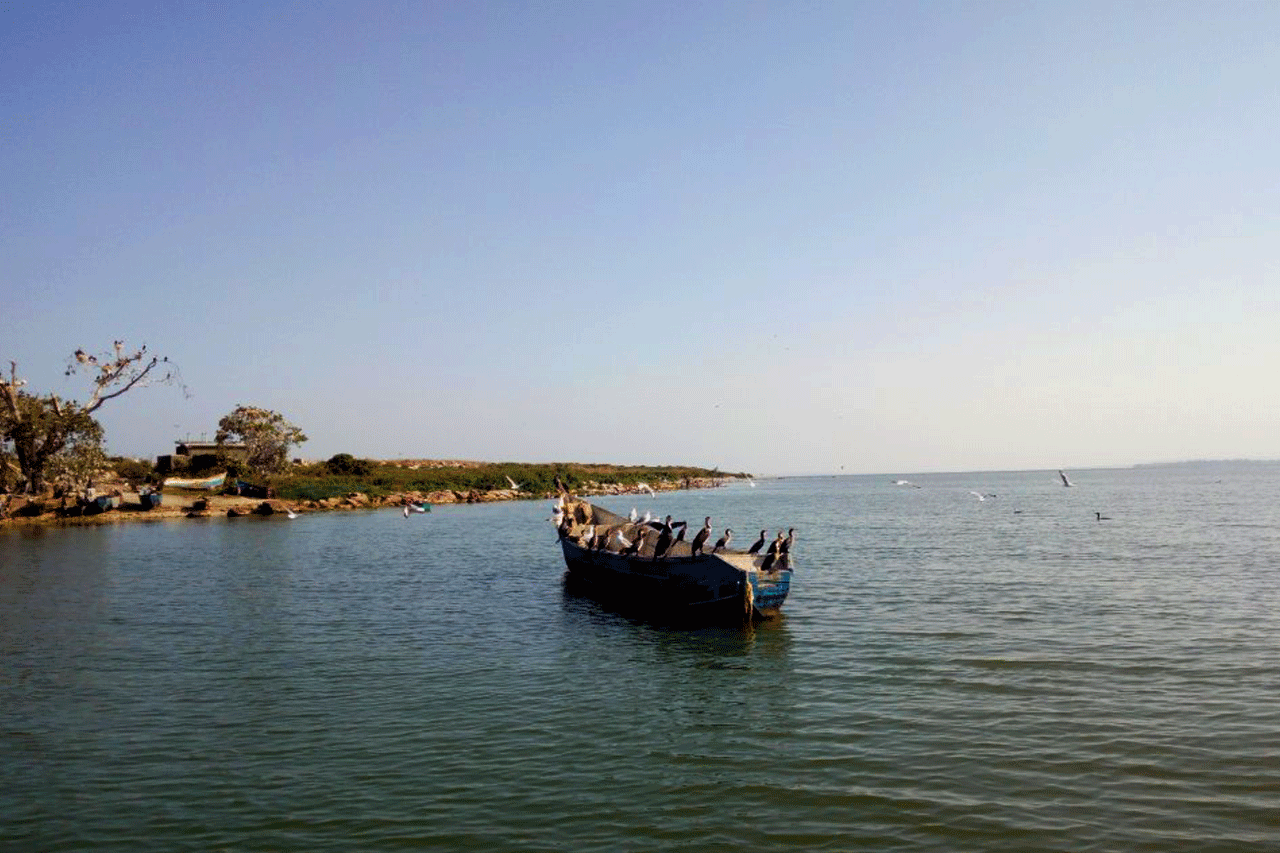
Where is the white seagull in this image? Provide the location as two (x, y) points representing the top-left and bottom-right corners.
(505, 475), (523, 491)
(969, 491), (986, 502)
(286, 508), (297, 519)
(636, 482), (656, 497)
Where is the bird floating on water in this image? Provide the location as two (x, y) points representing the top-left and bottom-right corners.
(1095, 511), (1111, 521)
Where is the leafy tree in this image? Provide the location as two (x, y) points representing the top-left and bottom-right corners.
(216, 405), (307, 477)
(111, 456), (155, 483)
(47, 427), (108, 495)
(0, 342), (178, 494)
(325, 453), (372, 476)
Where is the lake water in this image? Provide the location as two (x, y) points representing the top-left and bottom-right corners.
(3, 462), (1279, 852)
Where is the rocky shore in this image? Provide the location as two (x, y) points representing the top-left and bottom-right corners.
(0, 477), (728, 528)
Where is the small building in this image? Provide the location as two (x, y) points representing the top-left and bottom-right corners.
(156, 440), (247, 475)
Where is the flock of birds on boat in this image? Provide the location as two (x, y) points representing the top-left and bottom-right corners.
(551, 494), (795, 569)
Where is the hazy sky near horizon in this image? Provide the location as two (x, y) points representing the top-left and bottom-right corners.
(4, 1), (1278, 476)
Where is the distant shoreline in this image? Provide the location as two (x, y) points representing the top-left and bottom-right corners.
(0, 476), (728, 529)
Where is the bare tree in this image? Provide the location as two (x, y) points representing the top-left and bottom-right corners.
(0, 342), (179, 494)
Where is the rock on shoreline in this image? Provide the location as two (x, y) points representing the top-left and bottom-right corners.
(0, 478), (729, 527)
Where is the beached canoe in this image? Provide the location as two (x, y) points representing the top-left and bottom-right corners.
(162, 473), (227, 490)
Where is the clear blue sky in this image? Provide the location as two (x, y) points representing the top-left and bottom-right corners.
(4, 1), (1278, 476)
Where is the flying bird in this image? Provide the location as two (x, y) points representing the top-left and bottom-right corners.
(969, 491), (986, 502)
(505, 475), (523, 491)
(636, 482), (656, 497)
(286, 508), (297, 519)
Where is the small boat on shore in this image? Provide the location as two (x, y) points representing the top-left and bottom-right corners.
(163, 473), (227, 491)
(91, 494), (120, 513)
(555, 498), (792, 625)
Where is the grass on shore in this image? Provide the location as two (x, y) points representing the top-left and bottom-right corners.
(266, 461), (746, 503)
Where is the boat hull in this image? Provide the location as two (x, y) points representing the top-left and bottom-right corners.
(559, 537), (790, 625)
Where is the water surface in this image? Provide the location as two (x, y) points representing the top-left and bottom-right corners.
(3, 462), (1279, 851)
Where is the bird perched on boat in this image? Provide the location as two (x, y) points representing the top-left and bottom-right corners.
(629, 507), (638, 522)
(622, 529), (645, 557)
(580, 524), (595, 547)
(674, 523), (687, 543)
(713, 528), (732, 553)
(761, 531), (785, 571)
(690, 517), (712, 557)
(653, 519), (674, 560)
(646, 514), (672, 531)
(748, 530), (767, 554)
(612, 530), (633, 552)
(780, 528), (794, 557)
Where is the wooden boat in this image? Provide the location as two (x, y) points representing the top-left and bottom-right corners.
(556, 498), (792, 625)
(162, 473), (227, 490)
(92, 494), (120, 512)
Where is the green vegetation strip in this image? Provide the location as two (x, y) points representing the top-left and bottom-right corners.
(266, 460), (746, 502)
